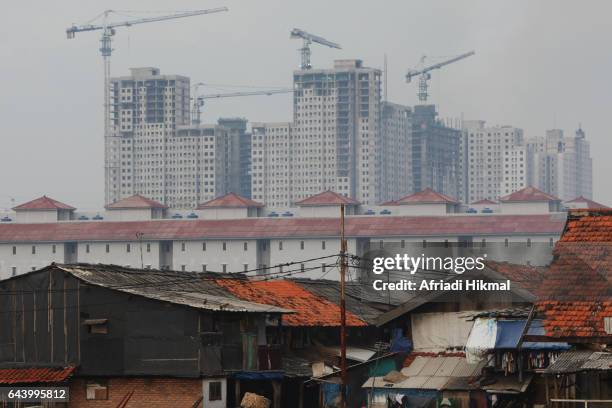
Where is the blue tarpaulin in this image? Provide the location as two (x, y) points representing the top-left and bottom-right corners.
(234, 371), (284, 380)
(494, 320), (570, 350)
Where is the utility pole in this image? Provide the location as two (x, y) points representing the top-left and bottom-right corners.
(339, 204), (347, 408)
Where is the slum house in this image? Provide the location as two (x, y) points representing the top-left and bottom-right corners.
(527, 209), (612, 406)
(216, 278), (389, 408)
(355, 261), (545, 408)
(0, 263), (291, 408)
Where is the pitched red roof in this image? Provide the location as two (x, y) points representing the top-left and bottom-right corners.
(13, 196), (75, 211)
(0, 366), (75, 384)
(536, 209), (612, 339)
(394, 188), (459, 205)
(472, 199), (497, 205)
(216, 279), (367, 327)
(105, 194), (168, 210)
(565, 196), (609, 209)
(295, 191), (360, 206)
(485, 261), (546, 297)
(0, 214), (566, 243)
(500, 186), (559, 202)
(197, 192), (263, 209)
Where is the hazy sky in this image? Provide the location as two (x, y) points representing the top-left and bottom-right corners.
(1, 0), (611, 210)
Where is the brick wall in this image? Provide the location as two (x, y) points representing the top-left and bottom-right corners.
(69, 377), (203, 408)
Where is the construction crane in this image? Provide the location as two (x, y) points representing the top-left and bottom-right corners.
(406, 51), (475, 103)
(66, 7), (228, 138)
(290, 28), (341, 70)
(191, 87), (294, 125)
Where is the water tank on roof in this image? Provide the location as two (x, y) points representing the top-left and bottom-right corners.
(481, 208), (494, 214)
(282, 211), (294, 217)
(1, 216), (12, 222)
(365, 209), (375, 215)
(172, 213), (183, 219)
(186, 212), (198, 219)
(268, 212), (279, 217)
(92, 214), (104, 220)
(78, 215), (90, 220)
(466, 208), (477, 214)
(380, 209), (392, 215)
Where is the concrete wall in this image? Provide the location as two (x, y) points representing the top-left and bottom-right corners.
(77, 241), (161, 269)
(15, 210), (58, 223)
(0, 243), (65, 279)
(173, 239), (258, 273)
(197, 207), (249, 220)
(202, 377), (227, 408)
(500, 201), (550, 214)
(394, 203), (450, 216)
(297, 205), (357, 218)
(106, 208), (153, 221)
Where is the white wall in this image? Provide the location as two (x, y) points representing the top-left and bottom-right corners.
(202, 378), (226, 408)
(15, 210), (58, 223)
(500, 201), (550, 214)
(105, 208), (153, 221)
(297, 205), (354, 218)
(0, 243), (65, 279)
(197, 208), (249, 220)
(76, 241), (161, 269)
(173, 239), (257, 273)
(394, 203), (450, 216)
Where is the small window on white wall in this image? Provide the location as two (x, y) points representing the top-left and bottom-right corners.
(209, 381), (222, 401)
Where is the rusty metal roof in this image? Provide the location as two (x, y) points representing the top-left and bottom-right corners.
(0, 366), (75, 384)
(544, 351), (612, 374)
(53, 264), (291, 314)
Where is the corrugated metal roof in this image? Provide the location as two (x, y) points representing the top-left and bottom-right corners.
(544, 351), (612, 374)
(55, 264), (291, 314)
(0, 213), (566, 243)
(0, 366), (75, 384)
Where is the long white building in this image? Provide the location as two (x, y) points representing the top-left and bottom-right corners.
(0, 189), (568, 280)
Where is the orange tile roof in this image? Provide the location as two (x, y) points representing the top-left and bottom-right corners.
(197, 192), (264, 209)
(394, 188), (458, 205)
(0, 366), (75, 384)
(13, 196), (75, 211)
(565, 196), (609, 209)
(216, 279), (367, 327)
(536, 209), (612, 339)
(500, 186), (559, 202)
(295, 191), (360, 206)
(105, 194), (168, 209)
(485, 261), (545, 297)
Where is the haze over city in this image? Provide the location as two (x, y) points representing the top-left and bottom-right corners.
(1, 0), (610, 210)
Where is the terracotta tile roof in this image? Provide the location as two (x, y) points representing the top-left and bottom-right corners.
(197, 192), (264, 209)
(0, 214), (565, 243)
(500, 186), (560, 202)
(472, 199), (497, 205)
(13, 196), (75, 211)
(216, 279), (367, 327)
(0, 366), (75, 384)
(535, 209), (612, 339)
(105, 194), (168, 210)
(485, 261), (546, 297)
(295, 191), (360, 206)
(565, 196), (609, 209)
(394, 188), (459, 205)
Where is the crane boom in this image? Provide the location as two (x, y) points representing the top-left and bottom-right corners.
(66, 8), (228, 38)
(406, 51), (475, 103)
(201, 89), (293, 99)
(406, 51), (475, 81)
(290, 28), (341, 70)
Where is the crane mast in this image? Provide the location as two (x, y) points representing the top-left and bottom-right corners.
(406, 51), (475, 103)
(290, 28), (341, 70)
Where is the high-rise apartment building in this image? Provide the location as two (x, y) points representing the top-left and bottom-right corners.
(527, 128), (592, 200)
(380, 102), (412, 201)
(105, 68), (232, 209)
(410, 105), (461, 200)
(461, 121), (526, 203)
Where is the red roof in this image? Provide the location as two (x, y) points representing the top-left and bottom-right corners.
(105, 194), (168, 210)
(500, 186), (559, 202)
(197, 192), (263, 209)
(393, 188), (459, 205)
(13, 196), (75, 211)
(216, 279), (366, 327)
(565, 196), (609, 209)
(536, 209), (612, 339)
(0, 214), (566, 243)
(485, 261), (546, 296)
(295, 191), (360, 206)
(472, 199), (497, 205)
(0, 366), (75, 384)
